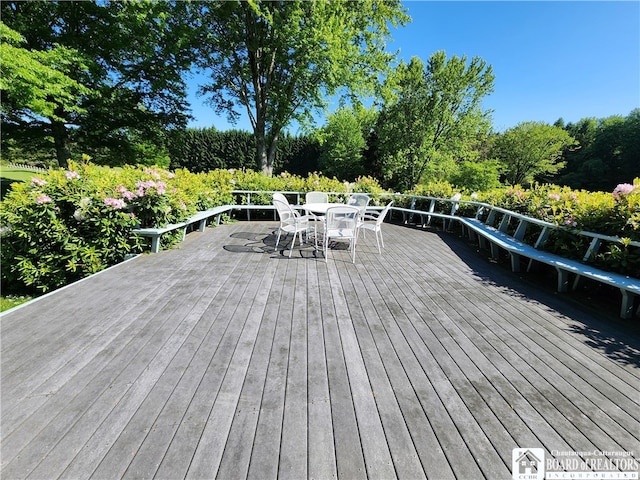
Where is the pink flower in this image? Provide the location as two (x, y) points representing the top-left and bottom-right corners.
(35, 194), (52, 204)
(144, 167), (162, 179)
(135, 179), (165, 196)
(564, 217), (577, 227)
(65, 171), (80, 180)
(31, 177), (47, 187)
(116, 185), (137, 200)
(104, 197), (126, 209)
(548, 193), (561, 201)
(613, 183), (636, 197)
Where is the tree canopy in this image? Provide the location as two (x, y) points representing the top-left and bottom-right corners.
(193, 0), (409, 175)
(315, 105), (377, 180)
(375, 52), (495, 190)
(493, 121), (577, 186)
(0, 0), (196, 167)
(0, 22), (91, 123)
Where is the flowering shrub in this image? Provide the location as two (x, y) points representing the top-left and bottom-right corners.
(3, 162), (640, 293)
(1, 164), (142, 293)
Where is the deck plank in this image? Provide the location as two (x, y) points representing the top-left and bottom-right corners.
(1, 221), (639, 480)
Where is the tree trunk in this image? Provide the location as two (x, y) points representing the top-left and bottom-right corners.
(256, 131), (271, 176)
(267, 133), (279, 175)
(255, 127), (279, 176)
(50, 114), (71, 169)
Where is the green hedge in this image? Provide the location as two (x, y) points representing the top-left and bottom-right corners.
(168, 128), (321, 175)
(2, 162), (639, 294)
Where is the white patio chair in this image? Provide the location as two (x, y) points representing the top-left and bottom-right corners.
(347, 193), (371, 217)
(323, 205), (360, 263)
(273, 195), (316, 257)
(359, 201), (393, 254)
(305, 191), (329, 204)
(305, 191), (329, 227)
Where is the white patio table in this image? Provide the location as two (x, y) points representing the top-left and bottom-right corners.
(301, 202), (345, 214)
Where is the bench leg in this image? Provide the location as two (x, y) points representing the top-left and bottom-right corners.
(151, 236), (161, 253)
(489, 242), (499, 260)
(619, 289), (635, 319)
(556, 268), (570, 292)
(197, 219), (207, 232)
(509, 253), (521, 272)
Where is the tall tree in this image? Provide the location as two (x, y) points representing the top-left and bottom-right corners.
(493, 121), (577, 186)
(315, 105), (377, 180)
(194, 0), (408, 175)
(1, 1), (196, 167)
(375, 53), (495, 191)
(558, 111), (640, 191)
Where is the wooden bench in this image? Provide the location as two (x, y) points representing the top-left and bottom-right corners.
(133, 205), (233, 253)
(133, 203), (289, 252)
(457, 211), (640, 319)
(392, 195), (461, 231)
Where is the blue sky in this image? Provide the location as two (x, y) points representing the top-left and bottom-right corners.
(186, 1), (640, 133)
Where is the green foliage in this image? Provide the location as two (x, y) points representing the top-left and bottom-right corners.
(3, 159), (639, 294)
(558, 110), (640, 191)
(194, 0), (408, 174)
(169, 128), (255, 172)
(0, 295), (32, 312)
(493, 121), (577, 186)
(1, 164), (142, 293)
(376, 53), (495, 191)
(0, 162), (239, 292)
(274, 133), (322, 176)
(0, 22), (92, 122)
(1, 1), (195, 168)
(449, 160), (502, 192)
(169, 128), (320, 174)
(316, 106), (377, 180)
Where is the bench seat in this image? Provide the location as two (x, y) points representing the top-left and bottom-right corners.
(133, 205), (233, 253)
(459, 217), (640, 318)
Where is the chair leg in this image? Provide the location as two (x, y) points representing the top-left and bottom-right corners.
(351, 237), (356, 263)
(375, 231), (381, 255)
(275, 229), (282, 251)
(291, 231), (303, 257)
(324, 234), (329, 262)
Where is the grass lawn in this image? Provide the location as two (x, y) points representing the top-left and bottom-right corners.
(0, 295), (33, 312)
(1, 166), (37, 199)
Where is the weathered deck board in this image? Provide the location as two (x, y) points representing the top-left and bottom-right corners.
(2, 221), (639, 479)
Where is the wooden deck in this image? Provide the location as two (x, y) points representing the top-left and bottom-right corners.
(1, 221), (639, 479)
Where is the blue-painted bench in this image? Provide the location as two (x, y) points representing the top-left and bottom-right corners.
(133, 203), (287, 252)
(456, 206), (640, 319)
(133, 205), (234, 253)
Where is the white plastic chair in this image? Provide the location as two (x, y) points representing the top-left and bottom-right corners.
(305, 191), (329, 227)
(273, 194), (316, 257)
(347, 193), (371, 217)
(305, 191), (329, 204)
(359, 201), (393, 254)
(323, 205), (360, 263)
